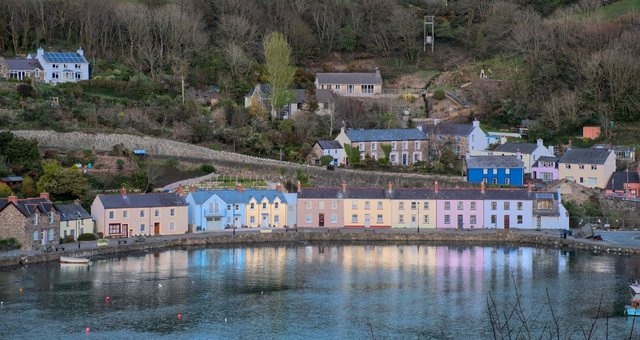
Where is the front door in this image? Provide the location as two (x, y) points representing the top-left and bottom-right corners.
(364, 214), (371, 228)
(457, 215), (463, 229)
(122, 224), (128, 237)
(504, 215), (510, 229)
(154, 222), (160, 235)
(319, 213), (325, 227)
(261, 215), (269, 227)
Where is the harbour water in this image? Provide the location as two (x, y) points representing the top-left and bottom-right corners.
(1, 244), (639, 339)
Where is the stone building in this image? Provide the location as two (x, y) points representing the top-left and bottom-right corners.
(0, 193), (60, 250)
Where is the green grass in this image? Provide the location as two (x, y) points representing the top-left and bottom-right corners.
(577, 0), (640, 20)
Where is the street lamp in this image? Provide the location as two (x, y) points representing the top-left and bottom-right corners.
(417, 201), (420, 234)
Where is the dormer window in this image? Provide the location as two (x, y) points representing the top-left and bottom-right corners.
(34, 214), (39, 226)
(49, 212), (54, 224)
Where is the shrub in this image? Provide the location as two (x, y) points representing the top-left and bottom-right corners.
(77, 233), (97, 241)
(60, 236), (75, 244)
(319, 155), (334, 166)
(199, 164), (216, 173)
(432, 89), (445, 100)
(0, 237), (21, 251)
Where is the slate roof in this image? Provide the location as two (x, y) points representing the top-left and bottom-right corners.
(293, 89), (333, 103)
(465, 155), (524, 169)
(532, 156), (557, 167)
(189, 189), (288, 205)
(421, 123), (475, 137)
(346, 128), (427, 142)
(316, 71), (382, 85)
(393, 188), (436, 200)
(57, 203), (92, 221)
(97, 192), (187, 209)
(344, 187), (389, 199)
(245, 84), (272, 98)
(0, 198), (54, 217)
(558, 148), (613, 165)
(316, 140), (342, 150)
(494, 143), (537, 154)
(5, 58), (43, 71)
(606, 171), (640, 191)
(436, 188), (484, 200)
(484, 189), (532, 200)
(298, 187), (342, 199)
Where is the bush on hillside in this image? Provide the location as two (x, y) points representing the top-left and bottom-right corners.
(77, 233), (97, 241)
(432, 89), (445, 100)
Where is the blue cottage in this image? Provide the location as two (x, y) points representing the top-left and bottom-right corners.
(465, 155), (524, 186)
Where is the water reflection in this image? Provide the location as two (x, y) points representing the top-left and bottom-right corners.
(0, 245), (636, 338)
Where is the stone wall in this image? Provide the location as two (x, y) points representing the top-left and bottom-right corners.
(11, 130), (465, 187)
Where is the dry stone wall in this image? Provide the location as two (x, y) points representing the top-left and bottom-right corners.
(11, 130), (463, 187)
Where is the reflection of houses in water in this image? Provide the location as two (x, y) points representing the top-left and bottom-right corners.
(242, 247), (289, 284)
(434, 246), (485, 294)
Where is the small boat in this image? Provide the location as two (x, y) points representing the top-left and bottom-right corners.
(625, 285), (640, 316)
(60, 256), (91, 264)
(630, 282), (640, 295)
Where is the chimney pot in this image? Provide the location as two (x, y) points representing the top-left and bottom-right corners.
(528, 181), (533, 193)
(8, 195), (18, 204)
(296, 181), (301, 193)
(481, 181), (485, 194)
(235, 182), (243, 192)
(39, 192), (50, 200)
(341, 180), (347, 193)
(434, 181), (439, 193)
(177, 185), (184, 196)
(189, 185), (197, 193)
(120, 186), (127, 196)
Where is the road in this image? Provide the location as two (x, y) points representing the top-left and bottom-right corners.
(599, 231), (640, 249)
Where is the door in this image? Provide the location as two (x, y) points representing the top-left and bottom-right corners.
(319, 213), (325, 227)
(402, 153), (408, 165)
(122, 224), (128, 237)
(261, 214), (269, 227)
(154, 222), (160, 235)
(457, 215), (464, 229)
(364, 214), (371, 228)
(504, 215), (510, 229)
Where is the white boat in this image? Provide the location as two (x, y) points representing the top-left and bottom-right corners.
(60, 256), (91, 264)
(630, 282), (640, 295)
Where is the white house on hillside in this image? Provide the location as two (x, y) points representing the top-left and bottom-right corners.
(29, 47), (89, 84)
(485, 139), (555, 174)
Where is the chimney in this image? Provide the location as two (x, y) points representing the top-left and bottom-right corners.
(76, 47), (84, 56)
(341, 180), (347, 193)
(39, 192), (50, 200)
(387, 181), (393, 194)
(527, 181), (533, 193)
(417, 125), (422, 132)
(434, 181), (439, 194)
(120, 186), (127, 196)
(176, 185), (184, 196)
(472, 119), (480, 128)
(73, 199), (81, 206)
(235, 182), (244, 192)
(37, 47), (44, 57)
(296, 180), (302, 193)
(548, 145), (554, 155)
(189, 185), (197, 193)
(374, 67), (380, 79)
(433, 118), (440, 125)
(276, 182), (283, 192)
(536, 138), (543, 147)
(8, 195), (18, 204)
(481, 181), (485, 194)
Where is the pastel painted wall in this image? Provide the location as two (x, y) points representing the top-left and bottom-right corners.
(483, 199), (533, 229)
(390, 199), (436, 228)
(297, 198), (343, 228)
(435, 199), (484, 229)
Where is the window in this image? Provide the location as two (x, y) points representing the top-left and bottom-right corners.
(53, 64), (59, 69)
(588, 177), (597, 186)
(140, 224), (145, 233)
(170, 222), (175, 231)
(517, 215), (523, 224)
(492, 178), (498, 184)
(411, 202), (417, 210)
(398, 215), (404, 223)
(122, 210), (128, 218)
(52, 72), (59, 79)
(140, 210), (144, 217)
(591, 165), (597, 170)
(352, 201), (358, 209)
(75, 64), (81, 69)
(305, 201), (312, 209)
(483, 178), (488, 183)
(371, 142), (377, 151)
(505, 178), (510, 185)
(365, 201), (370, 210)
(392, 142), (397, 150)
(274, 215), (279, 223)
(470, 202), (476, 210)
(491, 215), (497, 224)
(250, 216), (256, 224)
(318, 201), (324, 209)
(108, 211), (114, 219)
(109, 224), (121, 234)
(565, 164), (571, 169)
(457, 202), (463, 210)
(275, 202), (279, 209)
(347, 84), (354, 94)
(536, 199), (553, 210)
(491, 202), (497, 210)
(33, 231), (38, 241)
(262, 202), (267, 209)
(493, 169), (498, 175)
(170, 208), (175, 216)
(49, 212), (54, 224)
(155, 210), (159, 217)
(504, 202), (510, 210)
(305, 215), (312, 223)
(411, 215), (416, 223)
(332, 200), (338, 209)
(579, 177), (584, 183)
(415, 141), (420, 150)
(444, 202), (450, 210)
(351, 214), (358, 223)
(75, 72), (81, 79)
(359, 143), (365, 152)
(517, 202), (523, 210)
(335, 85), (341, 90)
(444, 215), (450, 224)
(423, 202), (429, 210)
(505, 168), (510, 175)
(377, 201), (383, 210)
(250, 203), (255, 209)
(34, 69), (40, 77)
(470, 215), (477, 224)
(227, 204), (232, 211)
(398, 202), (404, 210)
(423, 215), (430, 224)
(377, 214), (383, 223)
(361, 84), (374, 93)
(483, 169), (488, 175)
(48, 229), (54, 241)
(413, 153), (421, 162)
(579, 164), (584, 169)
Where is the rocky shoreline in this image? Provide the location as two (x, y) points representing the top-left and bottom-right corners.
(0, 229), (637, 269)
